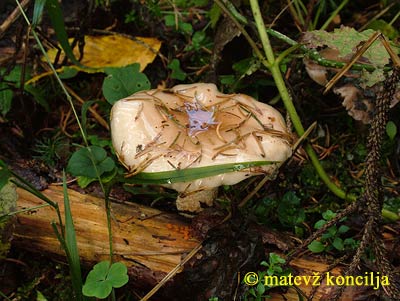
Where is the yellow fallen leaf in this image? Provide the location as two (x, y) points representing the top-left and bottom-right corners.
(28, 35), (161, 85)
(46, 34), (161, 71)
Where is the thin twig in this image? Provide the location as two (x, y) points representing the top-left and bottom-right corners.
(359, 3), (395, 31)
(324, 31), (381, 94)
(0, 0), (31, 39)
(140, 243), (203, 301)
(64, 84), (109, 130)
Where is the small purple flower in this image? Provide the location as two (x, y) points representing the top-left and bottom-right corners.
(185, 102), (218, 136)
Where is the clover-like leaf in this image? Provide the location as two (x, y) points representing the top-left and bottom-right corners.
(332, 237), (344, 251)
(308, 240), (325, 253)
(314, 219), (326, 230)
(338, 225), (350, 234)
(107, 262), (129, 288)
(82, 261), (129, 299)
(67, 146), (115, 178)
(103, 63), (150, 104)
(168, 59), (187, 80)
(322, 209), (336, 221)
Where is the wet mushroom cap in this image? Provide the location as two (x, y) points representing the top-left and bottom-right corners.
(110, 83), (292, 192)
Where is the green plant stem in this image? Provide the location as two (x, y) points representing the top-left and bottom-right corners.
(388, 9), (400, 26)
(250, 0), (305, 135)
(221, 0), (248, 25)
(248, 0), (398, 221)
(10, 176), (65, 237)
(0, 203), (50, 218)
(287, 0), (305, 28)
(293, 0), (306, 26)
(319, 0), (349, 30)
(104, 186), (114, 263)
(305, 144), (354, 200)
(250, 0), (275, 64)
(312, 2), (323, 30)
(275, 44), (301, 65)
(359, 3), (394, 31)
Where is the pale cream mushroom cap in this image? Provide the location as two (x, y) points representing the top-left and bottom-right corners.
(111, 83), (292, 208)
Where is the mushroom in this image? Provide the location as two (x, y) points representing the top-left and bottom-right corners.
(110, 83), (292, 212)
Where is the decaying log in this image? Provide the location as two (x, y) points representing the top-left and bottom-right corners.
(14, 185), (199, 289)
(13, 185), (368, 300)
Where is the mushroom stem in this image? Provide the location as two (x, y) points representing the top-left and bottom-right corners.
(175, 188), (218, 212)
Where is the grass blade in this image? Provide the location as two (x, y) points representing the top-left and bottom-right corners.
(32, 0), (46, 28)
(44, 0), (83, 67)
(61, 170), (84, 301)
(124, 160), (276, 184)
